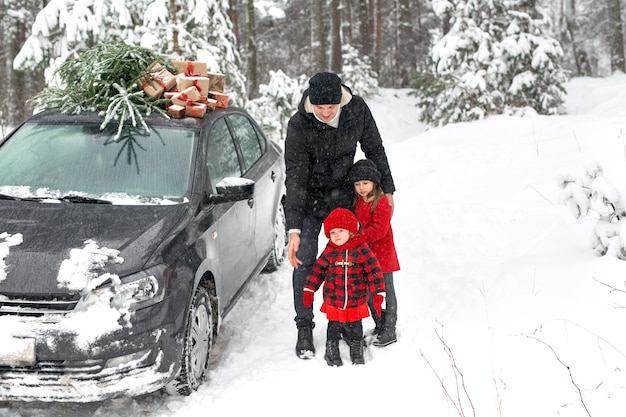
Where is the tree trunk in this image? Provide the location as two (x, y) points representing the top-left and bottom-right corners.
(358, 0), (373, 59)
(374, 0), (382, 75)
(246, 0), (258, 98)
(330, 0), (342, 73)
(564, 0), (591, 76)
(607, 0), (625, 73)
(169, 0), (180, 55)
(395, 0), (416, 87)
(229, 0), (240, 44)
(342, 0), (353, 47)
(311, 0), (327, 72)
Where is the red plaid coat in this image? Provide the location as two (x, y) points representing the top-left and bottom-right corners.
(305, 234), (385, 318)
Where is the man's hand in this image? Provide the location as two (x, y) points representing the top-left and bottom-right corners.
(288, 232), (303, 268)
(385, 193), (395, 217)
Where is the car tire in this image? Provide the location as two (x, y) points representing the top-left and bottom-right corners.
(166, 286), (214, 396)
(263, 202), (286, 272)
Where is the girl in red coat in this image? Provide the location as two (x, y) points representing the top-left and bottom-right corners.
(349, 159), (400, 346)
(303, 208), (385, 366)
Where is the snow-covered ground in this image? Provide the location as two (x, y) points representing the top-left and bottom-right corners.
(4, 75), (626, 417)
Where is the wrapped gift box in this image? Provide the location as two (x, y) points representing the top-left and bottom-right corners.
(177, 76), (210, 95)
(171, 86), (202, 106)
(207, 72), (225, 92)
(208, 91), (228, 108)
(150, 62), (177, 91)
(185, 103), (207, 118)
(172, 60), (208, 77)
(138, 78), (165, 99)
(167, 104), (186, 119)
(205, 98), (218, 111)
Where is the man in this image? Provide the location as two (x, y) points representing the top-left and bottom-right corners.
(284, 72), (396, 359)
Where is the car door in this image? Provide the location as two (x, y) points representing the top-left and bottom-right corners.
(228, 113), (277, 266)
(205, 116), (256, 310)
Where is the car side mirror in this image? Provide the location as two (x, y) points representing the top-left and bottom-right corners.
(208, 177), (255, 204)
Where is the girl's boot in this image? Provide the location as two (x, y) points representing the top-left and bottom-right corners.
(324, 340), (343, 366)
(349, 339), (365, 365)
(373, 313), (397, 347)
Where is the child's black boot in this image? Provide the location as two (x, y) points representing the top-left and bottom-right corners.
(324, 340), (343, 366)
(349, 339), (365, 365)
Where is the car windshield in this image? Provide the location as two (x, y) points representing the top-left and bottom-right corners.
(0, 122), (196, 203)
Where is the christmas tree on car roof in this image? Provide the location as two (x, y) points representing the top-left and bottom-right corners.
(28, 41), (173, 138)
(28, 41), (229, 138)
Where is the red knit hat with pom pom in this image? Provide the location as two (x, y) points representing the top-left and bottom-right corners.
(323, 208), (359, 238)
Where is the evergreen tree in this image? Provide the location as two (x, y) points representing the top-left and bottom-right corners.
(248, 70), (306, 143)
(13, 0), (245, 104)
(419, 0), (507, 126)
(415, 0), (566, 126)
(500, 0), (567, 114)
(340, 44), (380, 99)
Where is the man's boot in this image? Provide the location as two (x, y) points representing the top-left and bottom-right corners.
(324, 340), (343, 366)
(296, 327), (315, 359)
(348, 339), (365, 365)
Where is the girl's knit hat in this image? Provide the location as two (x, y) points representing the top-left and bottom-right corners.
(323, 208), (360, 238)
(348, 159), (381, 184)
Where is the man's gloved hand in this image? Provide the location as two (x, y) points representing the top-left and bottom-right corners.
(374, 293), (385, 317)
(303, 288), (314, 308)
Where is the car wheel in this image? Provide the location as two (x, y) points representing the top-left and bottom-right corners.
(166, 286), (213, 396)
(263, 202), (286, 272)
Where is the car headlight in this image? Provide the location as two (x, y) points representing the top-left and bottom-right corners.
(112, 273), (164, 310)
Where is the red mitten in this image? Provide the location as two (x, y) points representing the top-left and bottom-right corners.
(374, 293), (384, 317)
(303, 289), (314, 308)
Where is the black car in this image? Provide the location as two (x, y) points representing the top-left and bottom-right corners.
(0, 107), (286, 402)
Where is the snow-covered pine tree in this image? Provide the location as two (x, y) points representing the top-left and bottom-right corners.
(248, 70), (306, 143)
(559, 162), (626, 259)
(340, 44), (380, 99)
(415, 0), (567, 126)
(13, 0), (141, 84)
(421, 0), (507, 126)
(14, 0), (245, 104)
(500, 0), (567, 114)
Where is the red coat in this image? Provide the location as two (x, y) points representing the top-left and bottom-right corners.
(354, 197), (400, 273)
(305, 234), (385, 322)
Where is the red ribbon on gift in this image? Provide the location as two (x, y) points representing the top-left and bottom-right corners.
(178, 93), (188, 101)
(186, 99), (193, 106)
(192, 79), (202, 93)
(186, 61), (200, 76)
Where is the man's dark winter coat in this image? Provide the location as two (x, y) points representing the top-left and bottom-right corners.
(284, 86), (395, 231)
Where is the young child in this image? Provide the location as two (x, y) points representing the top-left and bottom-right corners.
(348, 159), (400, 346)
(303, 207), (385, 366)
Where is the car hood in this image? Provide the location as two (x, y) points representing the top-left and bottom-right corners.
(0, 200), (188, 297)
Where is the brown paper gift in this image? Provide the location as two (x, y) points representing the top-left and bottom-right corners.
(185, 103), (207, 118)
(171, 60), (208, 77)
(171, 86), (202, 106)
(138, 77), (165, 99)
(150, 62), (177, 91)
(177, 76), (211, 95)
(207, 72), (225, 93)
(205, 98), (218, 111)
(167, 104), (186, 119)
(208, 91), (228, 108)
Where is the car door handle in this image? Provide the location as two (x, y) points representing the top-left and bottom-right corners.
(271, 171), (277, 182)
(248, 198), (254, 208)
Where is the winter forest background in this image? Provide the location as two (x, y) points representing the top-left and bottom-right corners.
(1, 0), (625, 139)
